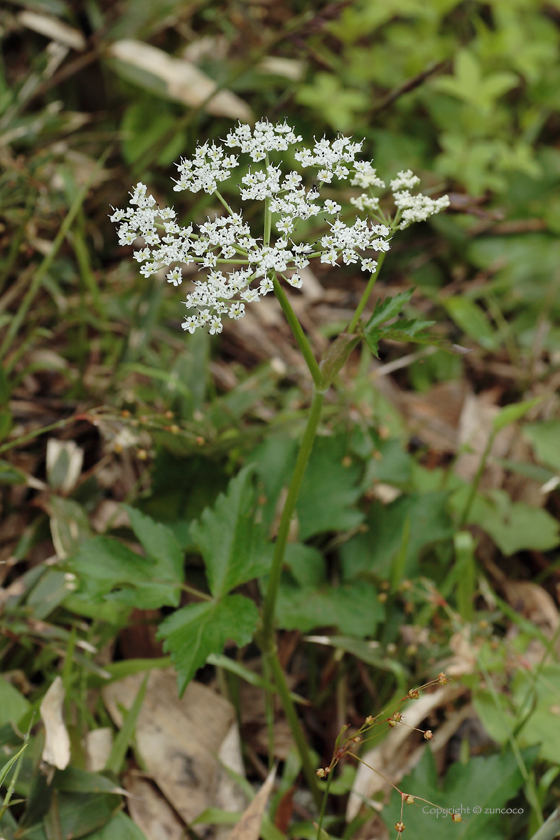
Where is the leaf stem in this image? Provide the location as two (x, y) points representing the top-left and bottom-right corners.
(347, 251), (387, 334)
(458, 430), (495, 529)
(261, 385), (325, 641)
(273, 277), (322, 388)
(268, 648), (322, 809)
(259, 384), (325, 808)
(316, 770), (333, 840)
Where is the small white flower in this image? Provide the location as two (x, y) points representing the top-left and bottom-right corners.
(390, 170), (421, 191)
(166, 267), (183, 286)
(324, 199), (341, 214)
(287, 273), (302, 288)
(361, 258), (378, 273)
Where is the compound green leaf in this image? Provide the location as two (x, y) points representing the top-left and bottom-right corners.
(70, 531), (183, 610)
(276, 579), (382, 636)
(158, 595), (259, 695)
(190, 466), (272, 598)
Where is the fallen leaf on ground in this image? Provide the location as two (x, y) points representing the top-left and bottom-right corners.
(103, 669), (235, 824)
(229, 766), (276, 840)
(109, 40), (252, 121)
(40, 676), (71, 769)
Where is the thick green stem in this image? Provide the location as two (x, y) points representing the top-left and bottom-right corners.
(273, 277), (323, 387)
(347, 251), (387, 334)
(262, 385), (325, 640)
(259, 385), (324, 809)
(268, 649), (322, 808)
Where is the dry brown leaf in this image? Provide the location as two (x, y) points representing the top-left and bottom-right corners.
(346, 684), (464, 821)
(18, 11), (86, 50)
(228, 767), (276, 840)
(125, 773), (185, 840)
(85, 727), (113, 773)
(40, 676), (71, 770)
(46, 439), (84, 493)
(455, 390), (516, 485)
(103, 669), (235, 824)
(108, 40), (252, 121)
(504, 580), (559, 635)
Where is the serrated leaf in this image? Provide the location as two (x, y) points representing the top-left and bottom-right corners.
(158, 595), (259, 695)
(124, 505), (184, 583)
(383, 747), (533, 839)
(190, 466), (272, 598)
(364, 290), (446, 356)
(365, 289), (414, 332)
(296, 436), (363, 540)
(70, 533), (182, 610)
(276, 580), (382, 636)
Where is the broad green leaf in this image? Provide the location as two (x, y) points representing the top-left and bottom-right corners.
(523, 421), (560, 471)
(190, 466), (272, 598)
(70, 533), (182, 610)
(124, 505), (184, 583)
(248, 436), (298, 530)
(492, 397), (541, 432)
(0, 677), (30, 728)
(158, 595), (259, 695)
(383, 747), (532, 839)
(276, 580), (382, 636)
(442, 297), (497, 350)
(513, 666), (560, 764)
(54, 768), (126, 795)
(20, 792), (121, 840)
(296, 436), (364, 540)
(83, 812), (148, 840)
(462, 489), (560, 555)
(283, 543), (326, 588)
(340, 492), (453, 580)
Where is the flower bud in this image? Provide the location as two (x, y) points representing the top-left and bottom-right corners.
(423, 730), (433, 740)
(408, 688), (420, 699)
(451, 813), (462, 823)
(395, 822), (405, 833)
(405, 795), (415, 806)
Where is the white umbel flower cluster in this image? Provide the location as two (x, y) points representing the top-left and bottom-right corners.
(110, 121), (449, 334)
(389, 169), (450, 230)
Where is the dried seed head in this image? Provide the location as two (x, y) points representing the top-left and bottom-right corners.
(405, 795), (415, 806)
(423, 729), (433, 740)
(391, 712), (403, 722)
(408, 688), (420, 699)
(351, 736), (361, 743)
(395, 822), (405, 833)
(365, 715), (374, 725)
(451, 813), (462, 823)
(388, 719), (398, 727)
(316, 768), (326, 778)
(438, 672), (448, 685)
